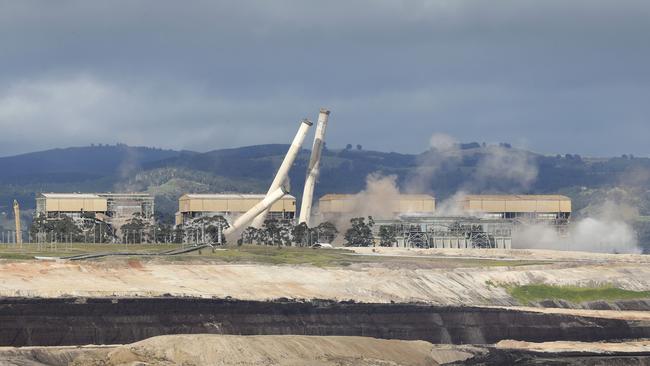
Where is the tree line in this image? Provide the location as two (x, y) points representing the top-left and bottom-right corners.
(29, 212), (400, 247)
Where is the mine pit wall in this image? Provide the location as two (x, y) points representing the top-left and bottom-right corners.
(2, 297), (650, 347)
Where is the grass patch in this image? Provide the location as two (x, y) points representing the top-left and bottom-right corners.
(203, 246), (361, 267)
(0, 243), (180, 260)
(505, 284), (650, 304)
(0, 243), (550, 268)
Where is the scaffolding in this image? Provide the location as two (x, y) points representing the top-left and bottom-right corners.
(373, 216), (513, 249)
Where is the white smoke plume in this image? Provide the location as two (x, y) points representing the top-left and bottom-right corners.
(406, 133), (460, 194)
(318, 174), (405, 242)
(471, 145), (538, 191)
(407, 133), (538, 194)
(348, 174), (403, 220)
(514, 200), (640, 254)
(432, 190), (469, 217)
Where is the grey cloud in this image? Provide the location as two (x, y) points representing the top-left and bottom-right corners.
(0, 0), (648, 156)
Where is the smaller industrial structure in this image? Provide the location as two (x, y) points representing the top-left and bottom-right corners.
(459, 195), (571, 225)
(373, 216), (513, 249)
(176, 193), (296, 226)
(36, 193), (108, 219)
(35, 192), (155, 231)
(317, 194), (436, 220)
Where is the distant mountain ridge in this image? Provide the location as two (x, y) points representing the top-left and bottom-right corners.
(0, 144), (649, 225)
(0, 145), (189, 181)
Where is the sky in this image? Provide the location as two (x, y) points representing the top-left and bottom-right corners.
(0, 0), (648, 157)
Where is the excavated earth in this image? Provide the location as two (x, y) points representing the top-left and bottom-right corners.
(2, 248), (650, 364)
(2, 335), (650, 366)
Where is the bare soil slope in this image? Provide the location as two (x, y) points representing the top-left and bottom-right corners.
(0, 335), (476, 366)
(2, 253), (650, 306)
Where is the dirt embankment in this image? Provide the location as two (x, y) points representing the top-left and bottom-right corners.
(0, 335), (478, 366)
(4, 335), (650, 366)
(2, 257), (650, 306)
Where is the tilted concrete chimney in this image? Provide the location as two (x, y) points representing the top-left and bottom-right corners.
(250, 118), (312, 228)
(298, 108), (330, 226)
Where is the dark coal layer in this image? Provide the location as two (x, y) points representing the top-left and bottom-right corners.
(1, 297), (650, 347)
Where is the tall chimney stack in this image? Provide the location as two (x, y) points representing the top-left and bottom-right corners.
(250, 119), (312, 228)
(298, 108), (330, 226)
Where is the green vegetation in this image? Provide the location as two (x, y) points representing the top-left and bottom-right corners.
(0, 243), (548, 268)
(0, 243), (180, 260)
(344, 217), (375, 247)
(201, 246), (359, 267)
(505, 284), (650, 304)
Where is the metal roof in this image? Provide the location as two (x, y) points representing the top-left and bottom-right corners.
(461, 194), (571, 201)
(39, 193), (103, 199)
(181, 193), (296, 200)
(319, 193), (435, 200)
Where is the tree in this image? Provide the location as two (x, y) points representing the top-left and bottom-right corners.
(378, 225), (397, 247)
(262, 219), (293, 247)
(345, 144), (353, 150)
(30, 214), (84, 243)
(263, 219), (280, 245)
(356, 144), (362, 151)
(121, 212), (152, 243)
(240, 226), (263, 245)
(344, 216), (375, 247)
(292, 222), (311, 247)
(314, 221), (338, 244)
(182, 215), (230, 245)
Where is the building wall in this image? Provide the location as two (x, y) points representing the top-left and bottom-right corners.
(179, 195), (296, 214)
(177, 194), (296, 226)
(318, 194), (436, 215)
(37, 194), (108, 215)
(36, 193), (154, 229)
(460, 195), (571, 214)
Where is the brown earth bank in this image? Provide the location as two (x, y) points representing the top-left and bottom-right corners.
(3, 335), (650, 366)
(2, 297), (650, 347)
(2, 255), (650, 307)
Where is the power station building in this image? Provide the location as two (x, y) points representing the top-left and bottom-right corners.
(35, 192), (155, 223)
(36, 193), (108, 219)
(373, 216), (513, 249)
(459, 195), (571, 224)
(175, 193), (297, 226)
(317, 194), (436, 220)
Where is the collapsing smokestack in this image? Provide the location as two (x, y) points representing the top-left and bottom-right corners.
(299, 108), (330, 226)
(250, 119), (312, 228)
(224, 185), (290, 238)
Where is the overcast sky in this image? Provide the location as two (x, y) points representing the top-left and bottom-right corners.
(0, 0), (648, 157)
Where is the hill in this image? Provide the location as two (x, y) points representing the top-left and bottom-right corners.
(0, 143), (649, 235)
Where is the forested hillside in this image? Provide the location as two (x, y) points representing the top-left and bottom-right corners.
(1, 144), (649, 230)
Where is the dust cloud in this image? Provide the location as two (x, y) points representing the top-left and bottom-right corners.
(331, 132), (641, 253)
(514, 201), (640, 254)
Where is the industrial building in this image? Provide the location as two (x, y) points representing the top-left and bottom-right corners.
(36, 193), (108, 219)
(373, 216), (513, 249)
(318, 194), (436, 220)
(176, 193), (296, 226)
(35, 192), (155, 226)
(459, 195), (571, 224)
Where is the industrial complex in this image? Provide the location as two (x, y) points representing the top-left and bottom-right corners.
(23, 108), (572, 249)
(34, 192), (155, 237)
(29, 190), (570, 249)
